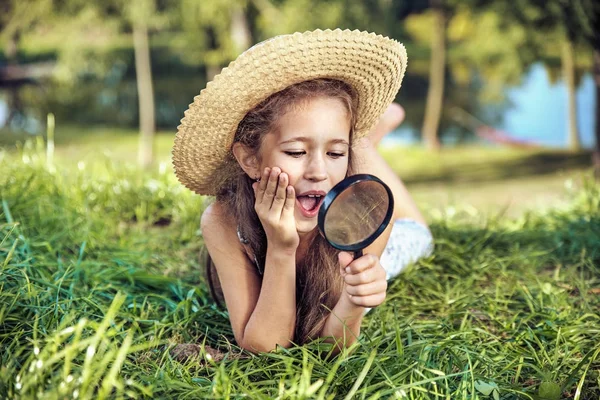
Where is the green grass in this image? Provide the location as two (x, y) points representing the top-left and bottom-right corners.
(1, 124), (593, 217)
(0, 125), (177, 162)
(0, 137), (599, 399)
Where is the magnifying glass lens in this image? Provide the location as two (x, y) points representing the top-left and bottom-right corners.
(318, 174), (394, 255)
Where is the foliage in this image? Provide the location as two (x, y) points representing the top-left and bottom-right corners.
(0, 143), (599, 398)
(0, 0), (53, 45)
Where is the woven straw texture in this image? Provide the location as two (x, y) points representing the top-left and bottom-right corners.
(172, 29), (407, 195)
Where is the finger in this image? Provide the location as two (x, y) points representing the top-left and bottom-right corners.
(344, 254), (378, 275)
(347, 292), (387, 308)
(262, 167), (280, 205)
(270, 172), (288, 212)
(345, 280), (387, 296)
(282, 184), (296, 217)
(344, 266), (385, 286)
(255, 167), (270, 204)
(338, 252), (354, 276)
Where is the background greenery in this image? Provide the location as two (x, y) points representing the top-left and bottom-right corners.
(1, 0), (598, 156)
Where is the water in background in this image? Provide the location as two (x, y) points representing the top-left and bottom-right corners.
(382, 63), (595, 148)
(502, 64), (595, 149)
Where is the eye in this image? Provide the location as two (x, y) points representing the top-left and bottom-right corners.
(284, 151), (305, 158)
(327, 152), (346, 159)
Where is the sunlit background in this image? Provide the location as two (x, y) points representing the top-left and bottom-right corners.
(1, 0), (598, 215)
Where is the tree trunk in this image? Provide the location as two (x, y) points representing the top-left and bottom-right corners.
(4, 31), (22, 126)
(133, 21), (155, 169)
(593, 48), (600, 179)
(561, 39), (580, 151)
(206, 65), (220, 82)
(230, 5), (252, 54)
(422, 0), (445, 151)
(4, 31), (19, 61)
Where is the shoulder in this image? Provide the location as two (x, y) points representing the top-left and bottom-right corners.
(201, 201), (257, 273)
(201, 201), (235, 239)
(201, 201), (241, 259)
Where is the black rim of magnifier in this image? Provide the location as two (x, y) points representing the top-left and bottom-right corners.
(317, 174), (395, 252)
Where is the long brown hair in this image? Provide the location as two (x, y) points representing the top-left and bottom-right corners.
(205, 78), (358, 344)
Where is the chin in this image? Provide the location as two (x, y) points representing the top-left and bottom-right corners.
(295, 218), (318, 236)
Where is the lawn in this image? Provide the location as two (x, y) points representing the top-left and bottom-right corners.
(0, 131), (599, 399)
(1, 124), (594, 217)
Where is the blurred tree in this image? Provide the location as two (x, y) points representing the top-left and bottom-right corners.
(126, 0), (158, 168)
(402, 0), (486, 150)
(505, 0), (592, 151)
(562, 38), (580, 150)
(422, 0), (445, 151)
(398, 0), (517, 150)
(42, 0), (174, 168)
(179, 0), (391, 88)
(254, 0), (345, 37)
(0, 0), (53, 61)
(402, 0), (595, 151)
(505, 0), (599, 167)
(0, 0), (53, 126)
(178, 0), (255, 81)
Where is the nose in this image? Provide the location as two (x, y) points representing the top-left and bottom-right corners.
(304, 154), (327, 182)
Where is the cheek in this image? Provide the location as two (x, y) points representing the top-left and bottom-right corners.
(260, 156), (301, 184)
(285, 172), (301, 187)
(331, 160), (349, 180)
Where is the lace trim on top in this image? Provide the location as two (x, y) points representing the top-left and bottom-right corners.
(237, 227), (263, 275)
(380, 218), (434, 280)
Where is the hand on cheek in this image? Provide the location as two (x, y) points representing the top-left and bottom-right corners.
(252, 166), (299, 252)
(338, 252), (387, 308)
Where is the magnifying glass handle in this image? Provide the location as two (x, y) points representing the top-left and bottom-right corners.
(353, 249), (363, 259)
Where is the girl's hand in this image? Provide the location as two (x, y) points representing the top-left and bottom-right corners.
(253, 167), (299, 253)
(338, 252), (387, 308)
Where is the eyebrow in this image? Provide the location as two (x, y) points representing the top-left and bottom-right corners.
(279, 137), (350, 146)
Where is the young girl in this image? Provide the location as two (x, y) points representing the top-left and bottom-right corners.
(172, 29), (433, 353)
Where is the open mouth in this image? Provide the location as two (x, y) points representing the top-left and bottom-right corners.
(296, 194), (324, 216)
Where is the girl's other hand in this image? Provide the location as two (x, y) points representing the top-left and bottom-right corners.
(338, 252), (387, 308)
(253, 167), (299, 253)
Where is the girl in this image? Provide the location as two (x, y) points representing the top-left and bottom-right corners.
(172, 29), (433, 353)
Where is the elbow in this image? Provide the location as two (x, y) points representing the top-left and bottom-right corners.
(238, 337), (293, 353)
(239, 319), (295, 353)
(320, 335), (359, 358)
(238, 326), (294, 353)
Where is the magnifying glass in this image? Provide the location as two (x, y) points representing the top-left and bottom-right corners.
(317, 174), (395, 258)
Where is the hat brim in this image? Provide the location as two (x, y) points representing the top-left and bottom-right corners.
(173, 29), (407, 195)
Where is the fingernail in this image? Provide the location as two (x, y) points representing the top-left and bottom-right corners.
(345, 267), (350, 274)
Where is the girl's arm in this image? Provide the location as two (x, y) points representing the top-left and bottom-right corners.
(319, 290), (365, 350)
(202, 204), (297, 353)
(202, 167), (299, 353)
(320, 252), (387, 352)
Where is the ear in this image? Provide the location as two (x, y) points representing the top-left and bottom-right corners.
(232, 142), (260, 179)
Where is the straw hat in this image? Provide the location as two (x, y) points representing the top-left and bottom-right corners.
(172, 29), (407, 195)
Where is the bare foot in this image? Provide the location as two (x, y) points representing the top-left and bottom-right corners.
(368, 103), (405, 146)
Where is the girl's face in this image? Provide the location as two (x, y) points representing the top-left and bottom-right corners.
(258, 96), (351, 235)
